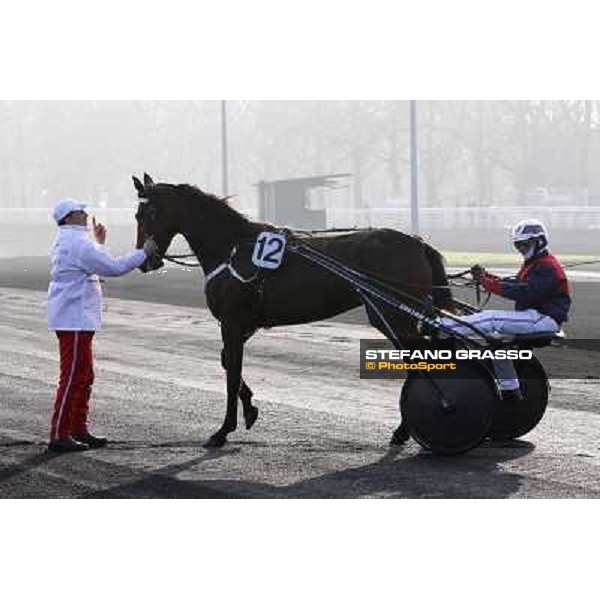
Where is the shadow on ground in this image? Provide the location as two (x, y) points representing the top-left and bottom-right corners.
(78, 439), (534, 499)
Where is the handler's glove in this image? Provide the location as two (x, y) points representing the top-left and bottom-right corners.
(143, 238), (158, 257)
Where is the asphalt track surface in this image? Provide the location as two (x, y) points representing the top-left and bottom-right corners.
(1, 283), (600, 498)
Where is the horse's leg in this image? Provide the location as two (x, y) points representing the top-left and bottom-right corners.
(204, 320), (245, 448)
(239, 329), (259, 429)
(220, 334), (259, 431)
(364, 302), (412, 447)
(391, 422), (411, 445)
(390, 316), (413, 446)
(239, 380), (259, 430)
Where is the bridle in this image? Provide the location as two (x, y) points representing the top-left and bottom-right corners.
(162, 253), (202, 268)
(137, 199), (201, 269)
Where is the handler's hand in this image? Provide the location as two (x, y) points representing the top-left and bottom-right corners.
(92, 216), (107, 245)
(143, 238), (158, 257)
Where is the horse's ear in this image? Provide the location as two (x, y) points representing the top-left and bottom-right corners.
(143, 173), (155, 187)
(132, 175), (146, 198)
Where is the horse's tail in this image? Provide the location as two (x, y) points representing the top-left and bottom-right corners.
(423, 243), (455, 313)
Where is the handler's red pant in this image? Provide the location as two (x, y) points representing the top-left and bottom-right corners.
(50, 331), (95, 440)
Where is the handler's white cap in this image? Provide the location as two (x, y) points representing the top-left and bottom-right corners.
(53, 198), (88, 224)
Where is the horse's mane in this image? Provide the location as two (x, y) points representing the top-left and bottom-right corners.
(174, 183), (252, 229)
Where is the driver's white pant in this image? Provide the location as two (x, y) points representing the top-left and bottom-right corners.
(440, 309), (559, 391)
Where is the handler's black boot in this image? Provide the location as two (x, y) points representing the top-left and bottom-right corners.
(72, 432), (108, 448)
(501, 389), (524, 402)
(48, 437), (89, 453)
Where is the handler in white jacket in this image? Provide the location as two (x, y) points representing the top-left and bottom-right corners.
(47, 198), (157, 453)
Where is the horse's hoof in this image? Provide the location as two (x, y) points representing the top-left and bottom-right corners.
(245, 406), (259, 430)
(390, 429), (410, 446)
(204, 433), (227, 449)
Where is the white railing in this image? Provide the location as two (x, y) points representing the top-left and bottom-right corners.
(327, 206), (600, 230)
(0, 207), (137, 225)
(3, 205), (600, 230)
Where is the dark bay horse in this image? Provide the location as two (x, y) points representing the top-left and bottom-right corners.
(133, 173), (455, 448)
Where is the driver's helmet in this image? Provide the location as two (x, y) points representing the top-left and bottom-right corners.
(511, 219), (549, 246)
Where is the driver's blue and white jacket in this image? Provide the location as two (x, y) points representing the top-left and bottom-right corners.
(47, 225), (146, 331)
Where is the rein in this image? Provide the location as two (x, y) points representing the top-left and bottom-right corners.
(163, 246), (478, 292)
(160, 236), (544, 313)
(447, 268), (472, 280)
(163, 253), (202, 268)
(446, 267), (490, 308)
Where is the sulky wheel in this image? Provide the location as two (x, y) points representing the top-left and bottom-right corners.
(400, 361), (499, 455)
(488, 355), (549, 441)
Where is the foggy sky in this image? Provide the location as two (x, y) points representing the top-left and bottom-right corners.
(2, 100), (599, 213)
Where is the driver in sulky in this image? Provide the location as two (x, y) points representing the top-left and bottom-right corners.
(47, 198), (158, 452)
(440, 219), (572, 402)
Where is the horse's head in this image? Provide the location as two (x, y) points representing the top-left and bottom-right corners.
(133, 173), (179, 273)
(134, 174), (253, 273)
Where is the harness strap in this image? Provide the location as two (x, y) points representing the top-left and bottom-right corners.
(204, 250), (258, 288)
(204, 263), (229, 285)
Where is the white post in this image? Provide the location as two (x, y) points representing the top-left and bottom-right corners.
(410, 100), (419, 235)
(221, 100), (229, 196)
